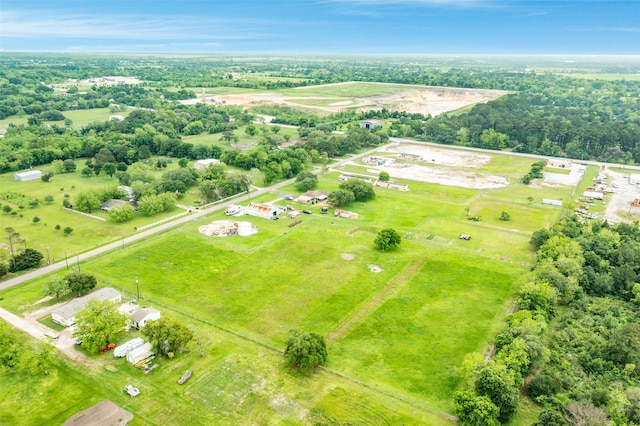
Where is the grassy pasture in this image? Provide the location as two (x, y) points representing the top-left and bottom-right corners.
(277, 82), (424, 98)
(0, 144), (568, 424)
(0, 161), (188, 267)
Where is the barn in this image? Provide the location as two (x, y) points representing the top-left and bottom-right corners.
(244, 202), (284, 220)
(14, 170), (43, 182)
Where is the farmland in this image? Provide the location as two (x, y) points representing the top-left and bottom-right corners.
(0, 140), (583, 424)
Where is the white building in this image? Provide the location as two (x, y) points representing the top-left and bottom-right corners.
(131, 308), (161, 329)
(51, 288), (122, 327)
(244, 202), (284, 220)
(194, 159), (221, 171)
(126, 342), (154, 365)
(630, 174), (640, 185)
(14, 170), (43, 182)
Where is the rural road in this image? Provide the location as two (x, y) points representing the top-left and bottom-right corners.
(0, 142), (386, 361)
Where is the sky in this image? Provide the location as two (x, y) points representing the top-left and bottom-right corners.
(1, 0), (639, 54)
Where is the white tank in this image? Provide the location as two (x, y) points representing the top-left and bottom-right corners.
(237, 221), (252, 237)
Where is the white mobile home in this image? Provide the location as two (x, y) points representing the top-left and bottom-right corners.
(113, 338), (145, 358)
(51, 288), (122, 327)
(126, 342), (154, 365)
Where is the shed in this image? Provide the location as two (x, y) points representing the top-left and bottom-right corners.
(14, 170), (43, 182)
(194, 158), (221, 171)
(542, 198), (563, 206)
(244, 202), (284, 220)
(131, 308), (160, 329)
(126, 342), (154, 365)
(113, 338), (145, 358)
(63, 400), (133, 426)
(360, 119), (382, 130)
(51, 288), (122, 327)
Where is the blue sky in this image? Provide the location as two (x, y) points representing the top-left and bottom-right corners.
(1, 0), (639, 54)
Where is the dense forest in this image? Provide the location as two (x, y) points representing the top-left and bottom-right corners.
(454, 218), (640, 425)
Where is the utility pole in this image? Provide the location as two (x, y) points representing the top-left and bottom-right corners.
(136, 276), (140, 300)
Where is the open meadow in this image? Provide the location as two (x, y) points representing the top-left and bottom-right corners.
(0, 144), (582, 424)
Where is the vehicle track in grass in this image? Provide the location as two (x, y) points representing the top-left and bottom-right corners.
(326, 256), (426, 344)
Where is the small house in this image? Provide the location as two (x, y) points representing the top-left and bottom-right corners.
(360, 119), (382, 130)
(194, 159), (221, 171)
(126, 342), (154, 365)
(14, 170), (43, 182)
(131, 308), (160, 329)
(52, 288), (122, 327)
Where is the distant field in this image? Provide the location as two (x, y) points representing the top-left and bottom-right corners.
(277, 82), (425, 97)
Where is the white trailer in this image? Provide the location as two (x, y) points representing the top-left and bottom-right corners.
(113, 337), (144, 358)
(126, 342), (154, 365)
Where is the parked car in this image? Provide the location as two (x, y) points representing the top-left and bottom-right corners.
(459, 234), (471, 240)
(124, 384), (140, 397)
(302, 210), (312, 214)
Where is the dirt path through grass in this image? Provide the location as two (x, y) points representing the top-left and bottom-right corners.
(327, 257), (426, 343)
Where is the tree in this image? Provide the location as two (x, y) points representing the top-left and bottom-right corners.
(41, 171), (54, 182)
(374, 228), (402, 251)
(5, 227), (24, 269)
(103, 162), (116, 178)
(499, 211), (511, 222)
(328, 189), (355, 207)
(108, 203), (135, 223)
(378, 171), (390, 181)
(295, 171), (318, 191)
(44, 278), (69, 302)
(63, 159), (76, 172)
(453, 390), (500, 426)
(65, 271), (96, 296)
(32, 216), (40, 224)
(2, 205), (12, 214)
(284, 329), (328, 372)
(245, 124), (257, 136)
(141, 317), (193, 356)
(74, 191), (101, 213)
(19, 339), (55, 376)
(72, 299), (128, 353)
(178, 158), (189, 168)
(43, 195), (54, 204)
(339, 179), (375, 202)
(10, 248), (43, 273)
(475, 363), (519, 423)
(63, 226), (73, 236)
(0, 322), (22, 371)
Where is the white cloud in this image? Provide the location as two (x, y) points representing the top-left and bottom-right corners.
(0, 11), (269, 41)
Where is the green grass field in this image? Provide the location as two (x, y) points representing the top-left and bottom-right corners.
(0, 144), (573, 424)
(277, 82), (425, 98)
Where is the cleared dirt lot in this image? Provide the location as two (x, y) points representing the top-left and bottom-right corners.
(181, 82), (507, 117)
(603, 169), (640, 223)
(348, 144), (510, 189)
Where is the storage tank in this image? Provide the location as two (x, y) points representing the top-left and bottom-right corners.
(237, 221), (252, 237)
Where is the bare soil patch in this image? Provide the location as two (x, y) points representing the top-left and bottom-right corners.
(603, 169), (640, 223)
(341, 253), (355, 260)
(180, 82), (507, 117)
